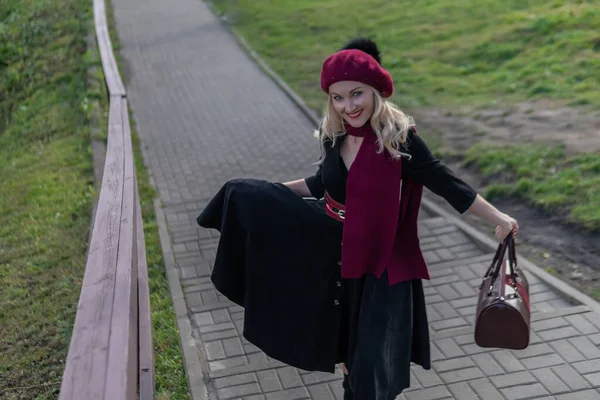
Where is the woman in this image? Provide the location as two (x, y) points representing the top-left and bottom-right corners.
(197, 38), (518, 400)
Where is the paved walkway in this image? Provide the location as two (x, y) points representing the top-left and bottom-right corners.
(111, 0), (600, 398)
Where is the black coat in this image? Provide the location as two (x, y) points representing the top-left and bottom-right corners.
(197, 131), (476, 399)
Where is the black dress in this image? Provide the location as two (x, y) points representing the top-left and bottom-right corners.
(197, 130), (476, 400)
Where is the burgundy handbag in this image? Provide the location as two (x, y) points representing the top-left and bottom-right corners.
(474, 234), (530, 350)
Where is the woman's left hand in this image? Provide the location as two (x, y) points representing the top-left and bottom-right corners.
(495, 214), (519, 241)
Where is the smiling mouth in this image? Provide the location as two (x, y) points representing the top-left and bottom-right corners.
(347, 110), (363, 119)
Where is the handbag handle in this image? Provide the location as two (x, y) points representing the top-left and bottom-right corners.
(483, 234), (517, 290)
(483, 235), (509, 279)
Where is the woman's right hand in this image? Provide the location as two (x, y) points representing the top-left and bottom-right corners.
(495, 214), (519, 241)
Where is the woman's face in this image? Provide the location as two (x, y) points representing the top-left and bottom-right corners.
(329, 81), (375, 128)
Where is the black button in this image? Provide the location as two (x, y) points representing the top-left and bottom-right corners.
(337, 261), (341, 266)
(334, 300), (340, 305)
(336, 281), (342, 287)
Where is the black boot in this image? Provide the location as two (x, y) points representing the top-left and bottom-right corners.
(343, 374), (354, 400)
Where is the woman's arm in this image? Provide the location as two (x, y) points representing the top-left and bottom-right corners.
(283, 179), (313, 197)
(403, 131), (518, 241)
(466, 194), (519, 240)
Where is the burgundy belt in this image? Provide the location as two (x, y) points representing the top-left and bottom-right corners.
(325, 192), (345, 223)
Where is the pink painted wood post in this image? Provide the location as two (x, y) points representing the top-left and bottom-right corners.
(93, 0), (125, 96)
(59, 96), (126, 400)
(103, 97), (139, 400)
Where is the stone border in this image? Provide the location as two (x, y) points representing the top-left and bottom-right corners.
(155, 199), (210, 400)
(215, 14), (600, 315)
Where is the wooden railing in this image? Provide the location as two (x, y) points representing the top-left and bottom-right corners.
(58, 0), (154, 398)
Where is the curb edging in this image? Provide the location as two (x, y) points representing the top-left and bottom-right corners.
(217, 17), (600, 315)
(155, 199), (211, 400)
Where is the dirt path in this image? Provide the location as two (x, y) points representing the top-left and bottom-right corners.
(415, 100), (600, 154)
(413, 101), (600, 301)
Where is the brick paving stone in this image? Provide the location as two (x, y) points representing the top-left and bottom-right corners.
(277, 367), (303, 389)
(491, 350), (526, 372)
(205, 341), (226, 361)
(413, 368), (444, 388)
(447, 382), (479, 400)
(500, 383), (549, 400)
(214, 372), (258, 389)
(532, 368), (571, 394)
(573, 360), (600, 374)
(223, 337), (245, 357)
(201, 328), (238, 342)
(589, 333), (600, 345)
(200, 322), (235, 334)
(265, 387), (310, 400)
(468, 378), (505, 400)
(570, 336), (600, 359)
(551, 364), (592, 391)
(431, 317), (469, 331)
(549, 339), (586, 363)
(244, 395), (267, 400)
(584, 372), (600, 386)
(566, 314), (600, 334)
(434, 357), (475, 373)
(257, 370), (282, 392)
(539, 326), (581, 341)
(534, 317), (570, 331)
(210, 356), (249, 371)
(430, 342), (445, 362)
(427, 305), (443, 322)
(435, 338), (466, 358)
(439, 367), (484, 384)
(217, 382), (262, 399)
(307, 383), (335, 400)
(454, 334), (474, 346)
(555, 390), (600, 400)
(521, 353), (566, 369)
(461, 342), (492, 356)
(491, 371), (537, 388)
(404, 386), (452, 400)
(301, 371), (340, 385)
(194, 311), (213, 326)
(514, 343), (554, 359)
(471, 353), (504, 376)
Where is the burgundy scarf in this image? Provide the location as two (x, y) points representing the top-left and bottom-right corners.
(341, 122), (403, 280)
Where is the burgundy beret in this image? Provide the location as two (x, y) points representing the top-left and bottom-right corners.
(320, 49), (394, 98)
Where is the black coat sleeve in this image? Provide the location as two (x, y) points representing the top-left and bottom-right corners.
(305, 165), (325, 199)
(304, 135), (329, 199)
(403, 130), (477, 214)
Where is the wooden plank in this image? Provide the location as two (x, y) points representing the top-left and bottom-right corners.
(136, 175), (155, 400)
(104, 98), (139, 400)
(59, 97), (125, 400)
(94, 0), (126, 96)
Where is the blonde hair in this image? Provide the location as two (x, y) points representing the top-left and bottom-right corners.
(319, 88), (415, 161)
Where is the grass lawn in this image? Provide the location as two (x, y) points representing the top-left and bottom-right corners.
(0, 0), (188, 399)
(1, 1), (95, 398)
(465, 144), (600, 230)
(209, 0), (600, 230)
(211, 0), (600, 111)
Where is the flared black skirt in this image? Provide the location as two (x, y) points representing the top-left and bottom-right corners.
(197, 179), (431, 400)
